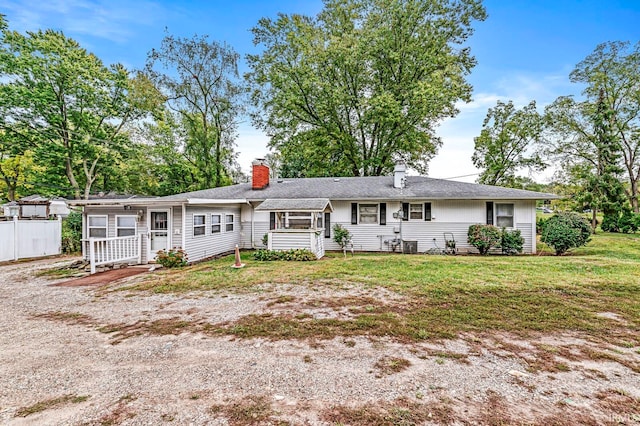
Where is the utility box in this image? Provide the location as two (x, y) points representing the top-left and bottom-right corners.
(403, 240), (417, 254)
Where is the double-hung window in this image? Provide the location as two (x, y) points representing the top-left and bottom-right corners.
(225, 214), (234, 232)
(359, 204), (378, 224)
(193, 214), (206, 236)
(496, 203), (514, 228)
(116, 215), (136, 237)
(88, 215), (107, 238)
(409, 203), (423, 220)
(211, 214), (221, 233)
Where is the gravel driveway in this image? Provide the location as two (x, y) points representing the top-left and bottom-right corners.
(0, 258), (638, 425)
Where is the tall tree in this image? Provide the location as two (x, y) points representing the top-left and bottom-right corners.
(0, 17), (159, 199)
(247, 0), (486, 177)
(569, 41), (640, 212)
(146, 33), (243, 189)
(586, 89), (627, 230)
(472, 100), (545, 186)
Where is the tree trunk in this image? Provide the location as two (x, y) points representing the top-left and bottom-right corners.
(591, 209), (598, 233)
(630, 179), (639, 213)
(65, 157), (81, 199)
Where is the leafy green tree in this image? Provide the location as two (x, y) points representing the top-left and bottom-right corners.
(129, 113), (202, 196)
(586, 89), (627, 231)
(472, 100), (545, 186)
(0, 17), (160, 199)
(548, 41), (640, 213)
(247, 0), (486, 177)
(146, 33), (243, 189)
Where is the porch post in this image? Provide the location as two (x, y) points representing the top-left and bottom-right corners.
(89, 237), (96, 274)
(137, 234), (142, 265)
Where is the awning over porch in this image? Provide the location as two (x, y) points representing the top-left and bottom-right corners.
(255, 198), (333, 213)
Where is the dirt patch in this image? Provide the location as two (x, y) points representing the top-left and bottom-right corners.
(52, 266), (149, 287)
(2, 258), (640, 425)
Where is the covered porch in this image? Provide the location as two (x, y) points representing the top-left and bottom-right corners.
(256, 198), (333, 259)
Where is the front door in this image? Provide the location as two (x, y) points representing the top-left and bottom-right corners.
(148, 210), (170, 260)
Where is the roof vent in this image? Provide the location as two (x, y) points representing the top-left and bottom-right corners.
(333, 178), (340, 182)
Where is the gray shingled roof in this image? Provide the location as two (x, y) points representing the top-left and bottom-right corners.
(161, 176), (558, 202)
(255, 198), (332, 212)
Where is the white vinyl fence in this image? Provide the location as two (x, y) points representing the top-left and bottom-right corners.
(0, 217), (62, 262)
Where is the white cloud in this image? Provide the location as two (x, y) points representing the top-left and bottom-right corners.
(2, 0), (168, 43)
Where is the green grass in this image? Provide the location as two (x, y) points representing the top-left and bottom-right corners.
(120, 232), (640, 343)
(15, 395), (89, 417)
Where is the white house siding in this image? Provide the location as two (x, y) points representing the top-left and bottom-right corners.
(183, 205), (241, 262)
(82, 206), (149, 262)
(270, 232), (311, 250)
(319, 199), (537, 254)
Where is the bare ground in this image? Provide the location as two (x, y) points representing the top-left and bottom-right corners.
(0, 258), (638, 425)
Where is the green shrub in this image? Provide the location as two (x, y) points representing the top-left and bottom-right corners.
(601, 213), (619, 232)
(541, 212), (591, 255)
(261, 233), (269, 247)
(536, 217), (547, 235)
(253, 249), (316, 261)
(332, 224), (352, 249)
(467, 224), (501, 255)
(617, 211), (639, 234)
(61, 211), (82, 254)
(155, 248), (188, 267)
(501, 228), (524, 255)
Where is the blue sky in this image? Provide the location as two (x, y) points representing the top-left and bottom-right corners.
(2, 0), (639, 181)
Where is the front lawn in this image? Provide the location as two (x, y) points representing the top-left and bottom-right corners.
(124, 232), (640, 345)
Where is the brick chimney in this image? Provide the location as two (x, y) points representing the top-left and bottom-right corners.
(252, 159), (270, 190)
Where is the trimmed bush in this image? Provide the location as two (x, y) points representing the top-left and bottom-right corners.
(155, 248), (188, 267)
(467, 224), (501, 255)
(541, 212), (591, 255)
(536, 217), (547, 235)
(253, 249), (317, 261)
(501, 228), (524, 255)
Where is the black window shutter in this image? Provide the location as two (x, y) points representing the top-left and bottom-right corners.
(351, 203), (358, 224)
(486, 202), (494, 225)
(424, 202), (432, 221)
(324, 213), (331, 238)
(269, 212), (276, 230)
(402, 203), (409, 221)
(379, 203), (386, 225)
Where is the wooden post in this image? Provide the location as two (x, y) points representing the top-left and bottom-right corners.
(89, 238), (96, 274)
(137, 234), (142, 265)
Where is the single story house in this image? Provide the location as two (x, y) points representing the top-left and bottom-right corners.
(69, 160), (558, 270)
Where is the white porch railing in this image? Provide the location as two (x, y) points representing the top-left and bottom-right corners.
(88, 235), (142, 274)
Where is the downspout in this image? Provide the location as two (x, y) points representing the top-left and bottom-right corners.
(249, 201), (255, 249)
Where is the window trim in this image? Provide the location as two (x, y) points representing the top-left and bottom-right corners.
(495, 203), (515, 228)
(211, 214), (221, 234)
(193, 214), (206, 237)
(225, 214), (234, 232)
(115, 215), (137, 237)
(358, 203), (379, 224)
(87, 215), (108, 239)
(409, 203), (423, 221)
